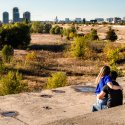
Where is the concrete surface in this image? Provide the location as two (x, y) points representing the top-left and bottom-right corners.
(47, 104), (125, 125)
(0, 77), (125, 125)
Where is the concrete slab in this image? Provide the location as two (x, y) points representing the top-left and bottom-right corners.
(48, 104), (125, 125)
(0, 77), (125, 125)
(0, 85), (96, 125)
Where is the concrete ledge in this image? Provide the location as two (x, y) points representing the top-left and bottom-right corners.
(47, 104), (125, 125)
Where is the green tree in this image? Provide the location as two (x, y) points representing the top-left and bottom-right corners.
(90, 29), (99, 40)
(71, 37), (88, 57)
(50, 25), (62, 34)
(43, 23), (52, 33)
(106, 28), (118, 42)
(1, 45), (14, 63)
(0, 23), (31, 48)
(31, 21), (44, 33)
(63, 26), (76, 40)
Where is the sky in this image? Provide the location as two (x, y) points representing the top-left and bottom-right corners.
(0, 0), (125, 21)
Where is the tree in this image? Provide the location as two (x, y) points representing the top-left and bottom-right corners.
(106, 28), (118, 42)
(43, 23), (52, 33)
(1, 45), (14, 63)
(63, 26), (77, 40)
(50, 25), (62, 34)
(83, 18), (86, 24)
(31, 21), (44, 33)
(71, 37), (88, 57)
(90, 29), (99, 40)
(0, 23), (31, 49)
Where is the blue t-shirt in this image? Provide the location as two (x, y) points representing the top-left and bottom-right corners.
(95, 75), (112, 94)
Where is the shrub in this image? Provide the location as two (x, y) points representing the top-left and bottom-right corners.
(103, 43), (120, 65)
(71, 37), (88, 57)
(1, 45), (14, 63)
(63, 26), (77, 40)
(31, 21), (44, 33)
(50, 25), (62, 34)
(106, 28), (118, 42)
(43, 23), (52, 33)
(110, 64), (122, 76)
(0, 61), (5, 75)
(90, 29), (99, 40)
(25, 51), (37, 66)
(69, 32), (76, 40)
(0, 71), (28, 95)
(46, 72), (67, 89)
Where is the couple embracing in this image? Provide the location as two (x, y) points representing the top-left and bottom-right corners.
(92, 66), (123, 112)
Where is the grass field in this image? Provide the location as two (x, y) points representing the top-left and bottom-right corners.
(9, 25), (125, 91)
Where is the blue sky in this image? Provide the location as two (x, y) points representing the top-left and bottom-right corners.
(0, 0), (125, 21)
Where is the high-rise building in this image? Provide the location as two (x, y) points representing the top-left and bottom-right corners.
(3, 11), (9, 24)
(13, 7), (20, 22)
(113, 17), (122, 23)
(23, 11), (31, 22)
(95, 18), (104, 23)
(65, 18), (70, 23)
(75, 18), (82, 23)
(105, 18), (113, 23)
(54, 16), (58, 23)
(123, 17), (125, 21)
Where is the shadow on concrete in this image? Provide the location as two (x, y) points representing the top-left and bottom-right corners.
(72, 85), (95, 93)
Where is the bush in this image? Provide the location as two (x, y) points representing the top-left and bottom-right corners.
(90, 29), (99, 40)
(0, 71), (28, 96)
(63, 26), (76, 39)
(0, 61), (5, 75)
(71, 37), (88, 57)
(103, 43), (120, 65)
(25, 51), (37, 67)
(50, 25), (63, 34)
(110, 64), (122, 76)
(69, 32), (77, 40)
(0, 23), (31, 48)
(46, 72), (67, 89)
(31, 21), (44, 33)
(106, 28), (118, 42)
(1, 45), (14, 63)
(43, 23), (52, 33)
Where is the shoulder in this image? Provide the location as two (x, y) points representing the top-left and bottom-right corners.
(103, 75), (112, 83)
(112, 81), (119, 86)
(104, 75), (111, 79)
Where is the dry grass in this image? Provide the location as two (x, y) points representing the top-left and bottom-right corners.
(4, 25), (125, 91)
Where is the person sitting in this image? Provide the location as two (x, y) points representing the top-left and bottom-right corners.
(93, 66), (122, 112)
(97, 71), (123, 108)
(92, 71), (123, 112)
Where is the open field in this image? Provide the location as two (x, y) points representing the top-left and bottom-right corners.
(12, 25), (125, 91)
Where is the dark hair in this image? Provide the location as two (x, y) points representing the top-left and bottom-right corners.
(102, 66), (110, 76)
(110, 71), (118, 80)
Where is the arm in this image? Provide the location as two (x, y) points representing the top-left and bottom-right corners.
(95, 68), (104, 84)
(97, 91), (106, 99)
(107, 82), (123, 90)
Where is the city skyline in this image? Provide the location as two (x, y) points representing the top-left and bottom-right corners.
(0, 0), (125, 21)
(2, 7), (31, 23)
